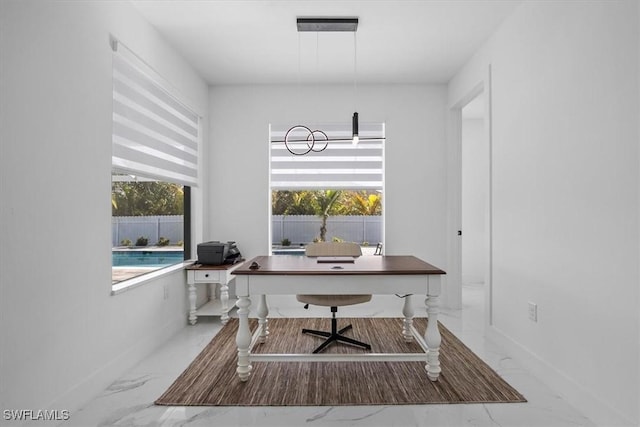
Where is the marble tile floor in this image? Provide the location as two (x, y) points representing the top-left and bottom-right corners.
(63, 285), (596, 427)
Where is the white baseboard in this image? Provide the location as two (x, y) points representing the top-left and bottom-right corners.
(44, 311), (186, 418)
(486, 325), (635, 427)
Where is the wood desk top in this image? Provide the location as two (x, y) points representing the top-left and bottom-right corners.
(233, 255), (446, 276)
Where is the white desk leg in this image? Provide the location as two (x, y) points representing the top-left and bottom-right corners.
(425, 293), (441, 381)
(402, 294), (414, 342)
(220, 282), (230, 325)
(257, 294), (269, 343)
(188, 283), (197, 325)
(236, 295), (252, 381)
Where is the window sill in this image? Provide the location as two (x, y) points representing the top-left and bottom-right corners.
(111, 260), (195, 295)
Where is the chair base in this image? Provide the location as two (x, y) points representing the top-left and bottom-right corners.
(301, 307), (371, 354)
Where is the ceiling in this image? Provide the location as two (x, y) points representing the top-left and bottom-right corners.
(131, 1), (521, 86)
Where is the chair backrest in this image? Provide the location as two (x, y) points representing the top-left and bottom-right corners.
(305, 242), (362, 257)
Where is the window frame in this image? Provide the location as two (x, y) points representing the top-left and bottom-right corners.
(110, 38), (200, 293)
(111, 174), (192, 292)
(269, 122), (385, 253)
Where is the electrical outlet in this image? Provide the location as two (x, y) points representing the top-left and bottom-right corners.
(528, 302), (537, 322)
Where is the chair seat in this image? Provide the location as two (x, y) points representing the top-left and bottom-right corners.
(296, 294), (372, 307)
(296, 243), (371, 353)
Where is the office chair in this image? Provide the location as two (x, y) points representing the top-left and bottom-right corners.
(296, 242), (372, 354)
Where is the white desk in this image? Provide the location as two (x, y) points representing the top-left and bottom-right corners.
(185, 263), (242, 325)
(232, 255), (446, 382)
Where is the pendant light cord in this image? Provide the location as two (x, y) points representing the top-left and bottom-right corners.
(353, 31), (357, 112)
(315, 32), (320, 128)
(297, 32), (301, 121)
(298, 32), (301, 96)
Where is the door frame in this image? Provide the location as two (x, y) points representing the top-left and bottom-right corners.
(446, 65), (493, 327)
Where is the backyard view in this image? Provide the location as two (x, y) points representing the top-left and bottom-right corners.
(112, 180), (383, 283)
(111, 175), (185, 283)
(271, 190), (383, 254)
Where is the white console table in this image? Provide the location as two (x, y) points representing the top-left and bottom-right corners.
(185, 263), (242, 325)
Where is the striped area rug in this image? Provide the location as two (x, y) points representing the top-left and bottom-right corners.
(155, 318), (526, 406)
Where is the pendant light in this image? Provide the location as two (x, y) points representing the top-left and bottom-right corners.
(352, 112), (359, 145)
(352, 30), (359, 145)
(278, 17), (360, 155)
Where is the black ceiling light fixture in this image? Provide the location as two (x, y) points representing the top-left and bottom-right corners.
(296, 17), (359, 32)
(277, 17), (361, 155)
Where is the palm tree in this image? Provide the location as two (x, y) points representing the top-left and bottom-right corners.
(312, 190), (343, 241)
(112, 181), (184, 216)
(287, 191), (316, 215)
(352, 192), (382, 215)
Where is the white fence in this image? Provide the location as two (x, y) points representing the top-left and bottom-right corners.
(112, 215), (382, 247)
(272, 215), (382, 245)
(112, 215), (183, 246)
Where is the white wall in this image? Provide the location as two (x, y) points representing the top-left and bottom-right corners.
(207, 84), (450, 297)
(449, 1), (639, 424)
(0, 0), (208, 413)
(461, 118), (486, 285)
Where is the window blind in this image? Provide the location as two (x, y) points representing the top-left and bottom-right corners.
(112, 40), (199, 187)
(270, 123), (384, 190)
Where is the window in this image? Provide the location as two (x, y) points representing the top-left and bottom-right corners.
(111, 39), (199, 285)
(270, 123), (384, 255)
(111, 174), (190, 284)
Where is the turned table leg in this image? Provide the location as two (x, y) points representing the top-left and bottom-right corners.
(257, 294), (269, 343)
(236, 295), (252, 381)
(220, 282), (230, 325)
(425, 292), (441, 381)
(402, 294), (414, 342)
(188, 283), (197, 325)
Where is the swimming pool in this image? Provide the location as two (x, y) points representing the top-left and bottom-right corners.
(112, 250), (184, 267)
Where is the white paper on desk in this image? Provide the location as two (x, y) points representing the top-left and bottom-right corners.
(316, 256), (355, 263)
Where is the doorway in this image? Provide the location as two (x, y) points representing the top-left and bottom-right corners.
(461, 93), (487, 330)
